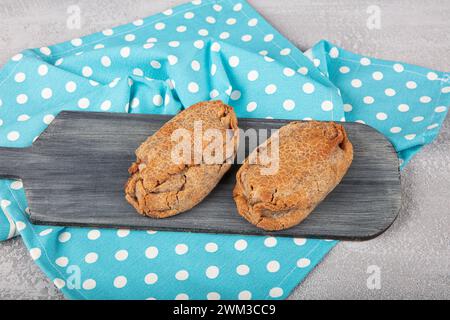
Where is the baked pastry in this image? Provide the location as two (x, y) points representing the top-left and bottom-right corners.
(233, 121), (353, 231)
(125, 101), (239, 218)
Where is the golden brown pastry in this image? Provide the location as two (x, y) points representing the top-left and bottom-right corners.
(233, 121), (353, 231)
(125, 101), (239, 218)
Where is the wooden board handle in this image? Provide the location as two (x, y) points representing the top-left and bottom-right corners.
(0, 147), (31, 179)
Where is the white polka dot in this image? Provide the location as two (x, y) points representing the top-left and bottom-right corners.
(115, 249), (128, 261)
(283, 67), (295, 77)
(230, 90), (241, 100)
(427, 123), (439, 130)
(197, 28), (208, 36)
(124, 34), (135, 42)
(116, 229), (130, 237)
(58, 232), (71, 243)
(207, 292), (221, 300)
(145, 246), (159, 259)
(264, 34), (274, 42)
(150, 60), (161, 69)
(313, 59), (321, 67)
(71, 38), (83, 47)
(206, 16), (216, 24)
(211, 64), (217, 76)
(15, 221), (26, 231)
(247, 101), (257, 112)
(145, 273), (158, 285)
(213, 4), (222, 11)
(167, 55), (178, 66)
(55, 257), (69, 267)
(376, 112), (388, 120)
(398, 104), (410, 112)
(43, 114), (55, 125)
(175, 270), (189, 281)
(53, 278), (65, 289)
(406, 81), (417, 89)
(78, 98), (90, 109)
(339, 66), (350, 74)
(321, 100), (334, 111)
(283, 99), (295, 111)
(265, 84), (277, 95)
(363, 96), (375, 105)
(441, 86), (450, 94)
(225, 86), (232, 96)
(163, 8), (173, 15)
(420, 96), (432, 103)
(16, 94), (28, 104)
(87, 229), (101, 240)
(297, 257), (311, 268)
(176, 25), (187, 32)
(236, 264), (250, 276)
(120, 47), (130, 58)
(293, 238), (307, 246)
(29, 248), (41, 260)
(100, 56), (111, 67)
(343, 104), (353, 112)
(226, 18), (237, 25)
(351, 79), (362, 88)
(372, 71), (383, 80)
(82, 66), (93, 77)
(40, 47), (51, 56)
(184, 11), (194, 19)
(188, 82), (199, 93)
(280, 48), (291, 56)
(211, 42), (221, 52)
(103, 29), (114, 36)
(219, 32), (230, 40)
(241, 34), (252, 42)
(133, 19), (144, 26)
(427, 72), (438, 81)
(14, 72), (26, 83)
(390, 127), (402, 134)
(264, 237), (277, 248)
(229, 56), (240, 68)
(155, 22), (165, 30)
(233, 2), (243, 11)
(10, 180), (23, 190)
(205, 242), (218, 253)
(205, 266), (219, 279)
(385, 88), (396, 97)
(266, 260), (280, 272)
(360, 57), (371, 66)
(175, 244), (189, 255)
(405, 134), (416, 140)
(113, 276), (127, 288)
(434, 106), (447, 113)
(65, 81), (77, 93)
(234, 239), (248, 251)
(85, 252), (98, 264)
(248, 18), (258, 27)
(302, 82), (315, 94)
(393, 63), (404, 72)
(191, 60), (201, 71)
(82, 279), (96, 290)
(12, 53), (23, 61)
(100, 100), (112, 111)
(209, 89), (219, 99)
(329, 47), (339, 58)
(131, 98), (140, 109)
(7, 131), (20, 141)
(412, 116), (424, 123)
(298, 67), (308, 75)
(41, 88), (53, 99)
(269, 287), (283, 298)
(238, 290), (252, 300)
(168, 41), (180, 48)
(39, 228), (53, 236)
(150, 94), (162, 107)
(175, 293), (189, 300)
(247, 70), (259, 81)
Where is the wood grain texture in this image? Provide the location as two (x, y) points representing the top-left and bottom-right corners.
(0, 111), (401, 240)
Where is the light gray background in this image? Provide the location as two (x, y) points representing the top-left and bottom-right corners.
(0, 0), (449, 300)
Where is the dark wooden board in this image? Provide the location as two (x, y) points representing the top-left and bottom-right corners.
(0, 111), (401, 240)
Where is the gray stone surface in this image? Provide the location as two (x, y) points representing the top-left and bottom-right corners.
(0, 0), (449, 300)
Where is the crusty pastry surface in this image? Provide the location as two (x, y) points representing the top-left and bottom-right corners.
(233, 121), (353, 231)
(125, 100), (239, 218)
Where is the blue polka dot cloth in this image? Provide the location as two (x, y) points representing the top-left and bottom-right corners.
(0, 0), (448, 300)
